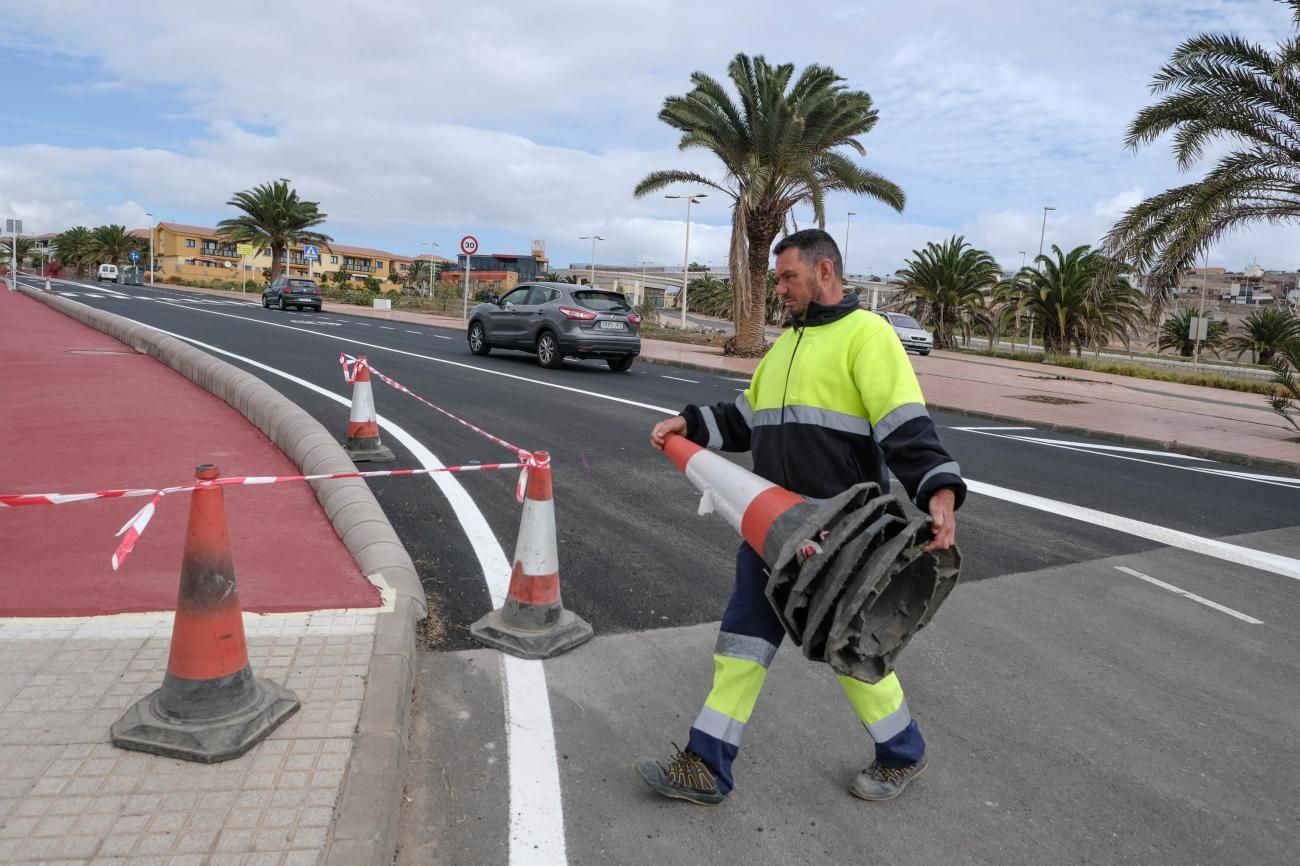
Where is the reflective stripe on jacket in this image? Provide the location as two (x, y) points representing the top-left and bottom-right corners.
(681, 295), (965, 510)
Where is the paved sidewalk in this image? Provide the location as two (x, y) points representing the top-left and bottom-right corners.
(1, 288), (387, 864)
(136, 280), (1300, 469)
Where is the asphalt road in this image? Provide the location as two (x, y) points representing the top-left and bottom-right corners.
(30, 277), (1300, 865)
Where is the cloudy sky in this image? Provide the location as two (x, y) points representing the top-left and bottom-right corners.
(0, 0), (1295, 276)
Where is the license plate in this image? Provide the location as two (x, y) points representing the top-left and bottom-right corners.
(597, 321), (625, 330)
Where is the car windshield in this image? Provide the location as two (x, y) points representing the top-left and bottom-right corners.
(891, 314), (924, 330)
(573, 291), (630, 312)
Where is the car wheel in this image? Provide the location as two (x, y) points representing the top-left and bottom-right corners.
(262, 296), (270, 308)
(919, 350), (931, 356)
(467, 322), (491, 356)
(277, 298), (285, 310)
(536, 331), (563, 369)
(607, 355), (635, 372)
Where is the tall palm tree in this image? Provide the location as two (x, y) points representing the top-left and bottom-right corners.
(90, 224), (145, 266)
(0, 236), (35, 269)
(404, 260), (431, 294)
(1223, 307), (1300, 364)
(1268, 339), (1300, 433)
(53, 226), (95, 278)
(1157, 308), (1228, 357)
(894, 236), (1001, 350)
(1105, 0), (1300, 310)
(1014, 245), (1144, 356)
(683, 274), (732, 318)
(217, 179), (331, 282)
(635, 53), (904, 356)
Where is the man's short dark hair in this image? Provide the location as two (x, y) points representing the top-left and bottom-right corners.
(773, 229), (843, 279)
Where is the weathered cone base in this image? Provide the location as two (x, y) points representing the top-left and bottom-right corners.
(344, 436), (395, 463)
(111, 676), (300, 763)
(470, 608), (594, 660)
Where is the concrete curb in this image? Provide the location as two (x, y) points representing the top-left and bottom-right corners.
(17, 285), (422, 866)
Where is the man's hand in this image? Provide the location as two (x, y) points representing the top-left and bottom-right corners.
(651, 415), (687, 451)
(922, 487), (957, 552)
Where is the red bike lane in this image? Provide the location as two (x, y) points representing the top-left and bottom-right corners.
(0, 289), (379, 616)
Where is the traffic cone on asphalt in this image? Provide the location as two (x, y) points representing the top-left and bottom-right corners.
(111, 464), (300, 763)
(471, 451), (593, 659)
(661, 434), (960, 682)
(343, 356), (395, 462)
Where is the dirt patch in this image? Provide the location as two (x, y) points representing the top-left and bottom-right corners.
(1014, 394), (1089, 405)
(1020, 373), (1101, 384)
(415, 595), (447, 650)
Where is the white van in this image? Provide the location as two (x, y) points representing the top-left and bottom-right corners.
(97, 264), (119, 282)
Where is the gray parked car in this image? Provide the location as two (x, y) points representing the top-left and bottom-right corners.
(876, 311), (933, 355)
(467, 282), (641, 371)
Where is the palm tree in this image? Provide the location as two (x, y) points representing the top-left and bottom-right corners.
(1157, 308), (1228, 357)
(1105, 0), (1300, 310)
(635, 53), (904, 356)
(0, 236), (35, 270)
(90, 224), (145, 267)
(684, 274), (732, 318)
(1268, 340), (1300, 434)
(1014, 245), (1144, 356)
(217, 179), (331, 282)
(1223, 307), (1300, 364)
(894, 237), (1001, 350)
(404, 259), (431, 294)
(53, 226), (95, 278)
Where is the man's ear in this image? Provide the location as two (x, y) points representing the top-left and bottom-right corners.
(818, 258), (837, 285)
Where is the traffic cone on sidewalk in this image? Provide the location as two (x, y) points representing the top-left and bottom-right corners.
(343, 356), (395, 463)
(661, 434), (959, 682)
(111, 464), (300, 763)
(471, 452), (593, 659)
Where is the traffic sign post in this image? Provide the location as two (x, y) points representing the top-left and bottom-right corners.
(129, 250), (140, 263)
(302, 244), (320, 282)
(236, 244), (255, 294)
(460, 236), (478, 320)
(5, 218), (20, 292)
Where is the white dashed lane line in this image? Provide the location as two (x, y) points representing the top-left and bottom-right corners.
(1114, 566), (1264, 624)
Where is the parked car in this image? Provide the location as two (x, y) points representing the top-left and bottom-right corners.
(876, 311), (933, 355)
(466, 282), (641, 371)
(97, 264), (118, 282)
(263, 277), (322, 311)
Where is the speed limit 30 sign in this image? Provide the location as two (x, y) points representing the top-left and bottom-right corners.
(460, 235), (479, 256)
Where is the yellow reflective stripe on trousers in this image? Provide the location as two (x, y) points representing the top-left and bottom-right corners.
(838, 672), (912, 742)
(703, 655), (768, 725)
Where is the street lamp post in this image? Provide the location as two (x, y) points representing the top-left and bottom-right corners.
(638, 258), (653, 307)
(145, 212), (155, 284)
(844, 211), (856, 278)
(1029, 207), (1055, 351)
(667, 193), (707, 328)
(31, 246), (52, 292)
(421, 241), (440, 298)
(1193, 253), (1210, 366)
(579, 235), (604, 287)
(1012, 249), (1027, 353)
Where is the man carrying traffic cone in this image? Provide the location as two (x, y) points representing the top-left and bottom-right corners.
(639, 229), (965, 806)
(343, 355), (395, 462)
(111, 464), (299, 762)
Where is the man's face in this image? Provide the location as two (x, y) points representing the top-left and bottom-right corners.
(774, 248), (820, 318)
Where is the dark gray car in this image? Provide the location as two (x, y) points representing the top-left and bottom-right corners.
(467, 282), (641, 371)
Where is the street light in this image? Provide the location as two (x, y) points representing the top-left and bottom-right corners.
(844, 211), (856, 278)
(1029, 207), (1055, 351)
(30, 246), (53, 292)
(145, 212), (155, 285)
(666, 193), (707, 328)
(421, 241), (440, 298)
(639, 258), (653, 307)
(579, 235), (604, 287)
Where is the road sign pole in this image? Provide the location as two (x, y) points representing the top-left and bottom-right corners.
(463, 255), (470, 320)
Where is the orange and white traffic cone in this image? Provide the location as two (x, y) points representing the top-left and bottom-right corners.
(661, 434), (959, 682)
(343, 356), (395, 462)
(471, 451), (593, 659)
(111, 464), (300, 762)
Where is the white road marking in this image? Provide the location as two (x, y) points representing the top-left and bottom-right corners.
(380, 326), (396, 330)
(956, 428), (1300, 488)
(134, 304), (677, 414)
(140, 324), (569, 866)
(405, 330), (421, 334)
(968, 479), (1300, 581)
(950, 426), (1036, 432)
(434, 334), (453, 340)
(62, 279), (132, 299)
(1113, 566), (1264, 624)
(661, 375), (699, 384)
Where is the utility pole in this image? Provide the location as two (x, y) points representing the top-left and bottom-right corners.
(580, 235), (604, 287)
(1193, 253), (1210, 366)
(844, 211), (856, 278)
(666, 193), (707, 328)
(1029, 207), (1055, 352)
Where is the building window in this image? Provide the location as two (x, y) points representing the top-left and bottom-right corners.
(376, 260), (383, 268)
(399, 263), (408, 271)
(330, 255), (338, 264)
(185, 239), (196, 248)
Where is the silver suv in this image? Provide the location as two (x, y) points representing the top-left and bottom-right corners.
(467, 282), (641, 371)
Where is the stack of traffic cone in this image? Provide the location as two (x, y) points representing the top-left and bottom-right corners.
(343, 356), (395, 462)
(471, 451), (593, 659)
(111, 464), (300, 763)
(661, 433), (960, 683)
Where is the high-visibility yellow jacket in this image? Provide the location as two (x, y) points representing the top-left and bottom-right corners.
(681, 294), (965, 510)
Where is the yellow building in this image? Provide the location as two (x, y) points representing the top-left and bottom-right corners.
(149, 223), (418, 292)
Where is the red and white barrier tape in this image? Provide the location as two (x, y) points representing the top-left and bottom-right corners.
(4, 462), (526, 571)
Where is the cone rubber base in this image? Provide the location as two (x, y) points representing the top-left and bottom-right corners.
(470, 608), (593, 660)
(344, 438), (395, 463)
(111, 678), (300, 763)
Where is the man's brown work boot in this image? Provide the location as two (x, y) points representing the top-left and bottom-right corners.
(637, 744), (727, 806)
